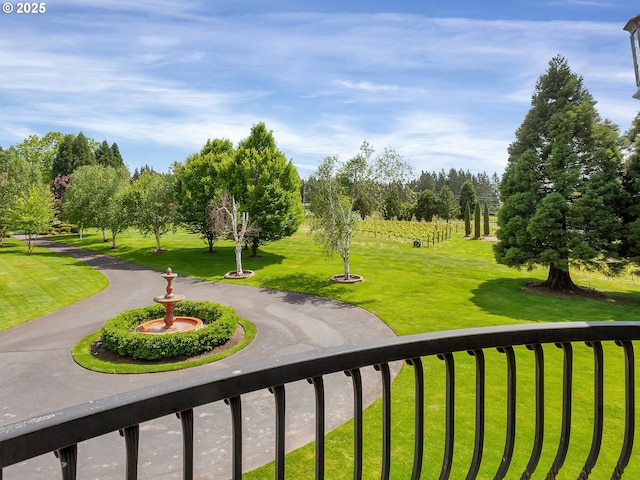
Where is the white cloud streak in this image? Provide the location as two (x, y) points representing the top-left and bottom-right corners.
(0, 4), (636, 177)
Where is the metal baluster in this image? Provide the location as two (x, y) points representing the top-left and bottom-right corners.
(521, 344), (544, 480)
(177, 409), (194, 480)
(345, 369), (363, 480)
(437, 353), (455, 480)
(225, 396), (243, 480)
(119, 425), (140, 480)
(406, 357), (424, 480)
(269, 385), (286, 480)
(307, 377), (325, 480)
(54, 444), (77, 480)
(495, 346), (516, 479)
(374, 363), (392, 480)
(466, 349), (485, 480)
(546, 343), (573, 480)
(612, 341), (635, 479)
(579, 341), (603, 479)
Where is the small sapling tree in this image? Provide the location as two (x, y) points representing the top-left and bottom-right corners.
(210, 192), (256, 277)
(309, 141), (411, 281)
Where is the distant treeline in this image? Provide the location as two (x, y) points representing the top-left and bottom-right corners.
(408, 168), (501, 207)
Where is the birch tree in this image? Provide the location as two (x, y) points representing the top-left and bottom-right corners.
(309, 141), (411, 280)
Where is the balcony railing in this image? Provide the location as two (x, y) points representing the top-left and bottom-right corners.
(1, 321), (639, 479)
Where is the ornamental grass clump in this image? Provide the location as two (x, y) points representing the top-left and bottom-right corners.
(101, 300), (238, 360)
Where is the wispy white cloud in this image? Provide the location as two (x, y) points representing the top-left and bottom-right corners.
(0, 5), (636, 178)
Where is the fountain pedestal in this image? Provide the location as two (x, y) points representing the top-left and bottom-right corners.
(135, 268), (203, 334)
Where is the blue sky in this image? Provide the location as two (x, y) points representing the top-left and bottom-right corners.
(1, 1), (638, 178)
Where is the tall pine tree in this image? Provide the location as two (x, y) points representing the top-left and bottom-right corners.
(494, 56), (623, 291)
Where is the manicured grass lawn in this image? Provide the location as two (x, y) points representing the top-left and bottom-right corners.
(30, 229), (640, 477)
(0, 236), (108, 332)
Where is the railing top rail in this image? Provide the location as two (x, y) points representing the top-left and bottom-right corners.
(2, 321), (640, 468)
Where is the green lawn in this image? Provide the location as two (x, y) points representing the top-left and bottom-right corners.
(18, 228), (640, 478)
(0, 236), (108, 331)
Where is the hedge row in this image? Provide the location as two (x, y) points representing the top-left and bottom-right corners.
(101, 300), (238, 360)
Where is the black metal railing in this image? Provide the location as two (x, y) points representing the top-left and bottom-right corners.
(1, 321), (639, 479)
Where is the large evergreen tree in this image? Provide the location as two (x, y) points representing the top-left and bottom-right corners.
(95, 140), (114, 167)
(458, 180), (477, 220)
(415, 189), (438, 222)
(437, 186), (457, 222)
(51, 132), (95, 177)
(619, 112), (640, 264)
(494, 56), (623, 291)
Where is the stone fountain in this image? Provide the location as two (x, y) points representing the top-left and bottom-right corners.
(135, 268), (203, 334)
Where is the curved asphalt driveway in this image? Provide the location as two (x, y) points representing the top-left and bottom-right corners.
(0, 239), (399, 479)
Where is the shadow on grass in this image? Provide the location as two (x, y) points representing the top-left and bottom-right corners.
(258, 272), (361, 308)
(471, 278), (640, 323)
(37, 237), (286, 278)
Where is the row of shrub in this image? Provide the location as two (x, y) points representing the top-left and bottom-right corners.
(42, 222), (79, 235)
(101, 300), (238, 360)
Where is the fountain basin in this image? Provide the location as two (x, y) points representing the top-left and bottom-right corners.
(135, 316), (203, 334)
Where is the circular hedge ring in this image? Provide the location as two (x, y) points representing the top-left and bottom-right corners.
(100, 300), (238, 361)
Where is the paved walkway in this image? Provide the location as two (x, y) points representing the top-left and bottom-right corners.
(0, 239), (399, 479)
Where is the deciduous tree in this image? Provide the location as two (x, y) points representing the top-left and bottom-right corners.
(15, 132), (64, 181)
(210, 192), (256, 276)
(8, 183), (54, 253)
(125, 171), (178, 252)
(309, 141), (411, 280)
(230, 123), (304, 256)
(175, 139), (233, 252)
(0, 147), (41, 245)
(62, 165), (116, 239)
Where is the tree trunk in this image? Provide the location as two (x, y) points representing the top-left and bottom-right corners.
(251, 237), (259, 257)
(78, 227), (83, 240)
(111, 232), (117, 249)
(154, 231), (162, 252)
(235, 244), (243, 275)
(541, 265), (579, 292)
(343, 253), (350, 279)
(26, 234), (35, 254)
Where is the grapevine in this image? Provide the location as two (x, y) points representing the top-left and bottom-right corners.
(359, 219), (463, 246)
